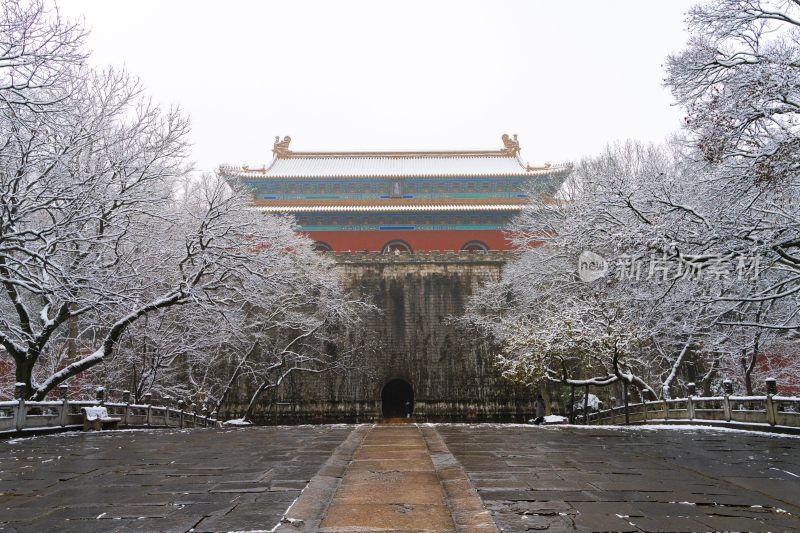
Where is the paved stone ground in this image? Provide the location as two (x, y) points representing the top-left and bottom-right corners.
(0, 426), (353, 533)
(3, 424), (800, 532)
(436, 424), (800, 532)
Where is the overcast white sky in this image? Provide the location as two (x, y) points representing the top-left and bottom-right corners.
(59, 0), (695, 173)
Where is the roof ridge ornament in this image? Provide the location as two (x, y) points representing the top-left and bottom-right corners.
(526, 162), (552, 171)
(501, 133), (520, 156)
(273, 135), (292, 157)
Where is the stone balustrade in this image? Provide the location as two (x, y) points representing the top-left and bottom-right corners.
(0, 385), (219, 436)
(586, 378), (800, 431)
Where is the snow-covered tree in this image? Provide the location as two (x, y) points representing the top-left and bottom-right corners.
(664, 0), (800, 329)
(666, 0), (800, 183)
(0, 0), (86, 110)
(467, 138), (797, 398)
(0, 1), (367, 402)
(466, 0), (800, 400)
(86, 174), (371, 416)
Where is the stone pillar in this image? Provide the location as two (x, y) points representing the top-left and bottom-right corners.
(59, 384), (69, 427)
(95, 387), (105, 405)
(144, 393), (152, 426)
(583, 385), (590, 425)
(14, 383), (26, 432)
(765, 378), (777, 426)
(163, 396), (172, 427)
(623, 381), (630, 426)
(722, 379), (733, 422)
(177, 399), (185, 429)
(122, 390), (131, 426)
(687, 383), (696, 420)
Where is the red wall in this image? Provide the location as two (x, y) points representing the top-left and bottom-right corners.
(305, 230), (512, 252)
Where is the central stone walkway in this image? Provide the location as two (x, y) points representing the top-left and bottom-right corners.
(320, 424), (456, 532)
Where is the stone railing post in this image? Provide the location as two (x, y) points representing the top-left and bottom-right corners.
(122, 390), (131, 427)
(663, 399), (669, 420)
(722, 379), (733, 422)
(177, 399), (185, 429)
(163, 396), (172, 426)
(765, 378), (777, 426)
(144, 393), (152, 426)
(14, 383), (26, 432)
(59, 384), (69, 427)
(201, 404), (209, 427)
(687, 383), (696, 420)
(95, 387), (105, 405)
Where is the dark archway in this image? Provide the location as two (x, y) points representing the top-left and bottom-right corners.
(381, 379), (414, 418)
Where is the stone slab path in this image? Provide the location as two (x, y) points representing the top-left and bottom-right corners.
(319, 424), (456, 532)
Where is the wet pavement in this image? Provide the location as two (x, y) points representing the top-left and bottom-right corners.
(0, 426), (353, 532)
(1, 424), (800, 532)
(437, 424), (800, 532)
(319, 424), (456, 532)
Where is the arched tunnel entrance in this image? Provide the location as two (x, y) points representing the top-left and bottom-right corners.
(381, 379), (414, 418)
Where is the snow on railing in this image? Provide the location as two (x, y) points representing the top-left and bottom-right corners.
(0, 385), (220, 435)
(584, 378), (799, 429)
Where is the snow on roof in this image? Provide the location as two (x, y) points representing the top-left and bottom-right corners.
(220, 134), (572, 179)
(257, 155), (539, 178)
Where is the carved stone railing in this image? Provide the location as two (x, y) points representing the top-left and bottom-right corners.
(586, 379), (800, 431)
(0, 385), (220, 436)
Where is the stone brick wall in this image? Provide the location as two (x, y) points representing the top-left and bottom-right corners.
(240, 251), (536, 423)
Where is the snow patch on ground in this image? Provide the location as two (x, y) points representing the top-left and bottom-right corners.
(526, 415), (569, 425)
(223, 418), (253, 426)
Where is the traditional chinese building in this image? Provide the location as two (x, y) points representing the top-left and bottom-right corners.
(221, 134), (569, 253)
(219, 136), (571, 422)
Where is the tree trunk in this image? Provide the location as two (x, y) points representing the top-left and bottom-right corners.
(215, 342), (259, 415)
(244, 380), (271, 422)
(540, 384), (552, 416)
(742, 353), (754, 395)
(623, 380), (630, 425)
